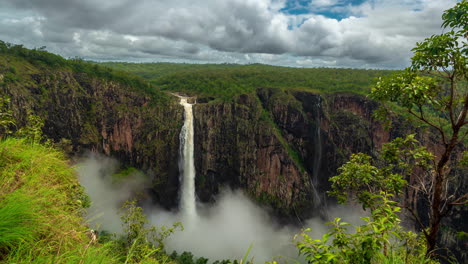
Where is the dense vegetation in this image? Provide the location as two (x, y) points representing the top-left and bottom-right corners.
(0, 137), (118, 263)
(315, 1), (467, 263)
(0, 40), (182, 182)
(0, 41), (167, 101)
(100, 62), (395, 101)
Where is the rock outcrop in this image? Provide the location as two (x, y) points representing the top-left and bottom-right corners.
(193, 94), (311, 219)
(2, 70), (183, 209)
(192, 88), (395, 220)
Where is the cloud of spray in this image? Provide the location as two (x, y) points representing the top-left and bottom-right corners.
(76, 152), (150, 233)
(150, 191), (367, 263)
(76, 153), (366, 263)
(148, 190), (299, 263)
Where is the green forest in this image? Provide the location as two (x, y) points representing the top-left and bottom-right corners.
(100, 62), (394, 101)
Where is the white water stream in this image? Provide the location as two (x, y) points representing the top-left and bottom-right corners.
(178, 97), (197, 221)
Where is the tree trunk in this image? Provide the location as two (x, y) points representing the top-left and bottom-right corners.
(426, 131), (460, 256)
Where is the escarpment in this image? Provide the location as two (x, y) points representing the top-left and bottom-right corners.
(193, 93), (312, 218)
(5, 64), (454, 223)
(1, 69), (183, 209)
(192, 88), (394, 219)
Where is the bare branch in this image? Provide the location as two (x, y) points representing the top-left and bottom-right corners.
(402, 205), (430, 240)
(449, 193), (468, 206)
(408, 108), (447, 145)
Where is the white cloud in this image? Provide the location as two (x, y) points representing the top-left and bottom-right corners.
(0, 0), (458, 68)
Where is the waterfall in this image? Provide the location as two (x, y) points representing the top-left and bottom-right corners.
(312, 99), (322, 189)
(179, 97), (197, 220)
(311, 97), (327, 218)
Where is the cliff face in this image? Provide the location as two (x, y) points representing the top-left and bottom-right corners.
(194, 94), (312, 217)
(193, 88), (392, 219)
(1, 69), (183, 209)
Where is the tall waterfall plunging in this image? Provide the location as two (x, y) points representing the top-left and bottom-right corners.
(311, 98), (327, 218)
(178, 97), (197, 220)
(312, 99), (322, 190)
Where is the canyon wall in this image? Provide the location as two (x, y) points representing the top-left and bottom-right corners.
(1, 69), (183, 208)
(2, 63), (464, 260)
(193, 88), (395, 220)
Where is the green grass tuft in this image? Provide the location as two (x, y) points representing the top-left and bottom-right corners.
(0, 194), (37, 251)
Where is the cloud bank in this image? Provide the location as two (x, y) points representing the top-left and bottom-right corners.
(0, 0), (457, 68)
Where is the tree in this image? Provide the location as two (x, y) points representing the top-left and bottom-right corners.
(119, 199), (182, 264)
(295, 192), (436, 264)
(367, 0), (467, 257)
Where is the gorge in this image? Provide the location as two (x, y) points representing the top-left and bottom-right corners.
(0, 45), (466, 262)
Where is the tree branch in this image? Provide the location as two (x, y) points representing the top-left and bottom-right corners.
(448, 76), (455, 127)
(449, 193), (468, 206)
(454, 93), (468, 130)
(402, 205), (429, 240)
(459, 130), (468, 142)
(408, 108), (447, 145)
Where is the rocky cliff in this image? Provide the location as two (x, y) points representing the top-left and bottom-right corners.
(192, 88), (396, 220)
(193, 93), (311, 219)
(0, 58), (183, 209)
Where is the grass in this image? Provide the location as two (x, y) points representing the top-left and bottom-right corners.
(0, 194), (37, 252)
(5, 241), (120, 264)
(0, 138), (184, 263)
(0, 138), (118, 263)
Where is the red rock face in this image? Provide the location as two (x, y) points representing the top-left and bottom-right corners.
(254, 140), (303, 207)
(5, 71), (183, 209)
(329, 93), (390, 148)
(193, 89), (409, 219)
(103, 119), (135, 153)
(193, 93), (311, 217)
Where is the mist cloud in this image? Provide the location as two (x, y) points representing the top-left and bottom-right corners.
(76, 152), (150, 233)
(76, 153), (367, 263)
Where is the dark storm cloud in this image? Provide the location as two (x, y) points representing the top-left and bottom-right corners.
(5, 0), (130, 30)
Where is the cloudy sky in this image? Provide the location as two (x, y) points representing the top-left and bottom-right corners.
(0, 0), (457, 69)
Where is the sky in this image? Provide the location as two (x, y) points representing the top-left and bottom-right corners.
(0, 0), (458, 69)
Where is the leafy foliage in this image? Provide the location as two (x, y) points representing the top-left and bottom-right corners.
(298, 135), (436, 264)
(370, 0), (468, 257)
(170, 251), (211, 264)
(0, 97), (15, 138)
(118, 199), (182, 264)
(15, 111), (46, 144)
(296, 193), (436, 264)
(0, 40), (168, 102)
(297, 2), (468, 261)
(329, 135), (433, 209)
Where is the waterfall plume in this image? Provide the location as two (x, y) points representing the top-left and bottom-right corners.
(178, 97), (197, 221)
